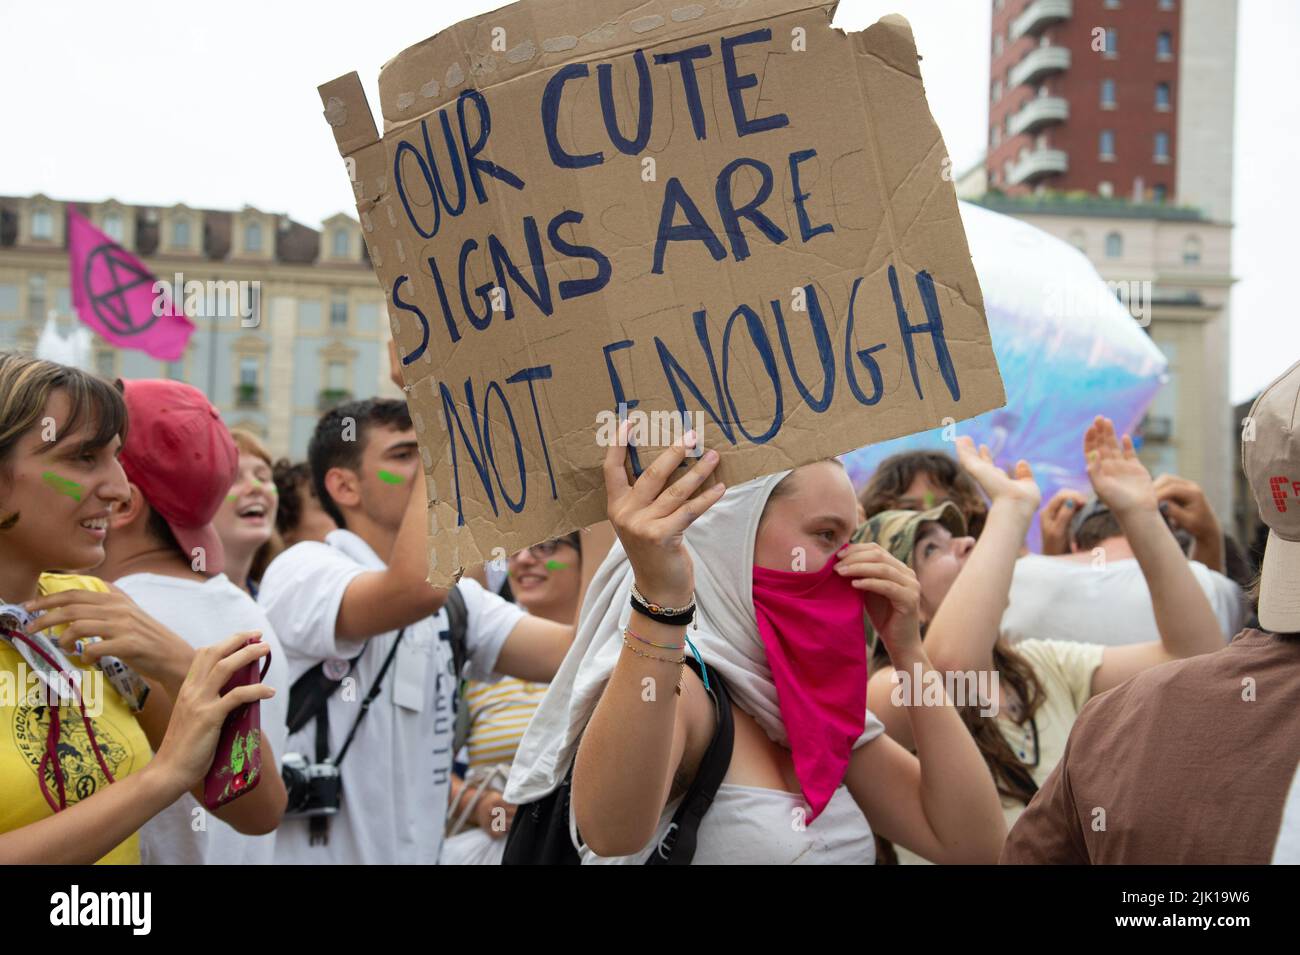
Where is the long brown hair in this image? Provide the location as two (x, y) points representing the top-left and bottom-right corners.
(870, 636), (1045, 806)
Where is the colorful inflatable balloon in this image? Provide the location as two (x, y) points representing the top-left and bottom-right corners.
(840, 201), (1168, 543)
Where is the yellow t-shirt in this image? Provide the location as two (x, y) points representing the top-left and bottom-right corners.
(464, 677), (549, 769)
(895, 638), (1104, 865)
(0, 573), (153, 864)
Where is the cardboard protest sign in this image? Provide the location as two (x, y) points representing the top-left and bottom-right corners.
(320, 0), (1005, 584)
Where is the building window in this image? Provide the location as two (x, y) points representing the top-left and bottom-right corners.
(95, 351), (116, 378)
(1155, 82), (1171, 111)
(1157, 32), (1173, 60)
(1154, 131), (1170, 162)
(1099, 181), (1114, 197)
(31, 208), (53, 240)
(1100, 130), (1116, 160)
(236, 356), (260, 407)
(27, 274), (46, 321)
(991, 125), (1001, 148)
(330, 291), (348, 328)
(332, 228), (350, 258)
(1101, 78), (1116, 108)
(103, 211), (124, 242)
(1004, 159), (1014, 182)
(1104, 0), (1120, 8)
(244, 221), (263, 253)
(173, 217), (191, 248)
(1105, 232), (1124, 258)
(1183, 236), (1201, 266)
(1159, 0), (1175, 9)
(991, 79), (1002, 102)
(993, 34), (1003, 58)
(1104, 28), (1118, 56)
(0, 284), (17, 315)
(1153, 184), (1167, 203)
(1069, 231), (1086, 252)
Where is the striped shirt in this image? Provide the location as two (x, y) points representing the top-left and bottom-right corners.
(463, 677), (549, 768)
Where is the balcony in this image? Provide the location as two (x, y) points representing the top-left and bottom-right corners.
(1007, 148), (1068, 186)
(1007, 96), (1069, 137)
(1008, 45), (1070, 88)
(318, 388), (353, 412)
(1010, 0), (1072, 42)
(235, 383), (260, 408)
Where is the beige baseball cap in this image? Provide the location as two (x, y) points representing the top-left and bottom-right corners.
(1243, 359), (1300, 632)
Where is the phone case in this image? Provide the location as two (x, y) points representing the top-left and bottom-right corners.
(202, 639), (271, 811)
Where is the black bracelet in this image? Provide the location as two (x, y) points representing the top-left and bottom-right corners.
(629, 588), (696, 626)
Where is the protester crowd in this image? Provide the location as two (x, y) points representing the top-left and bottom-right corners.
(1, 345), (1296, 865)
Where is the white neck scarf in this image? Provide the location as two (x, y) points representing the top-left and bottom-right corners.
(505, 470), (881, 805)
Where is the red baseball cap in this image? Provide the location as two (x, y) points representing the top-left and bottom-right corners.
(118, 379), (238, 575)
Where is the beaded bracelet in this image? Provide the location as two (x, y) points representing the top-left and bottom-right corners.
(629, 584), (696, 626)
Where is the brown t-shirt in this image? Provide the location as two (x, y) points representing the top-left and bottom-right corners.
(1001, 629), (1300, 864)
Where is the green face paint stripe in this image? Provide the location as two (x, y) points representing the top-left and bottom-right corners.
(377, 470), (405, 485)
(42, 472), (83, 502)
(924, 491), (936, 509)
(545, 560), (568, 571)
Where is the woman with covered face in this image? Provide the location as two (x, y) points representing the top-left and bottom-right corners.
(506, 423), (1006, 864)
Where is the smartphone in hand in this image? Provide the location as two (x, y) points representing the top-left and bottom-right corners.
(203, 637), (271, 810)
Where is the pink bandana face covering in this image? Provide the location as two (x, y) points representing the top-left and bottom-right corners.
(751, 547), (868, 821)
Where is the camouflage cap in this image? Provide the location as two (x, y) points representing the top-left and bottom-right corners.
(852, 502), (967, 659)
(853, 501), (968, 569)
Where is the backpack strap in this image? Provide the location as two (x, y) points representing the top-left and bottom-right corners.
(644, 654), (734, 865)
(443, 587), (469, 681)
(286, 655), (362, 737)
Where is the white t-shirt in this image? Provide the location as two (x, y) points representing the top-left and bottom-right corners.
(1273, 763), (1300, 864)
(114, 572), (290, 866)
(1002, 554), (1245, 647)
(257, 529), (524, 865)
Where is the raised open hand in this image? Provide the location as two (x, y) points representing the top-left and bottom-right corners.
(954, 436), (1040, 515)
(1083, 415), (1157, 518)
(603, 422), (724, 608)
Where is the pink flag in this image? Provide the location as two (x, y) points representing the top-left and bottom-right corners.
(67, 208), (194, 361)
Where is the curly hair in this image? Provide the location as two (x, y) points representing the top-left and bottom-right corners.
(858, 450), (987, 537)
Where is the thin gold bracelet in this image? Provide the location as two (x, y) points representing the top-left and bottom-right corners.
(621, 633), (686, 665)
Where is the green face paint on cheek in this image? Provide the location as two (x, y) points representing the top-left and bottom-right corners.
(545, 560), (568, 571)
(924, 491), (936, 509)
(42, 472), (83, 502)
(377, 470), (405, 485)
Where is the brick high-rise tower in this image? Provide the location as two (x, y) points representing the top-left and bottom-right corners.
(986, 0), (1234, 218)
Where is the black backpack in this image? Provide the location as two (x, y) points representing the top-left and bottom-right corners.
(502, 655), (734, 865)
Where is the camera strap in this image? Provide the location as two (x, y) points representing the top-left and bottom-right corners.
(333, 627), (406, 768)
(305, 627), (406, 847)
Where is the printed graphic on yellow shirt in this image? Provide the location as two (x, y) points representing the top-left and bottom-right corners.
(12, 699), (136, 803)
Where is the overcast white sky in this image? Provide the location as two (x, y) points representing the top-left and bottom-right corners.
(1, 0), (1295, 402)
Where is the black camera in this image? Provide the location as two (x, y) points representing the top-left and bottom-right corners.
(281, 753), (342, 817)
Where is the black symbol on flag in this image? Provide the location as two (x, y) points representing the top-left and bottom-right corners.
(83, 244), (162, 336)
